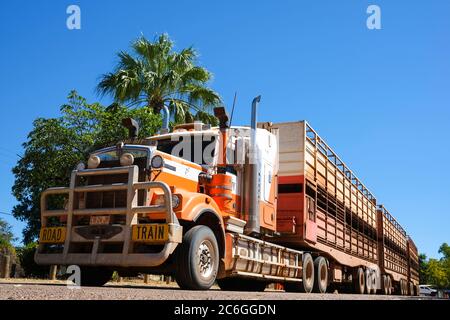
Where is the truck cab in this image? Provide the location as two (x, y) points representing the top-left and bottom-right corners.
(35, 105), (286, 290)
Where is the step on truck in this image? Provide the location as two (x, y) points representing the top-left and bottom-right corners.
(35, 96), (419, 294)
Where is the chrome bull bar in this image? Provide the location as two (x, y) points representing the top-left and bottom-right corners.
(35, 165), (183, 267)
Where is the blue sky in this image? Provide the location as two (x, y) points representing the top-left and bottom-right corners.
(0, 0), (448, 258)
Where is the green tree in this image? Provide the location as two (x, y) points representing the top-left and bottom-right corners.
(438, 243), (450, 287)
(12, 91), (161, 243)
(97, 34), (221, 124)
(419, 243), (450, 288)
(425, 259), (449, 288)
(419, 253), (429, 284)
(0, 218), (16, 255)
(16, 242), (48, 278)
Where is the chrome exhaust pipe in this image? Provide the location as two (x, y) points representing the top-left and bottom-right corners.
(161, 105), (170, 133)
(244, 95), (261, 235)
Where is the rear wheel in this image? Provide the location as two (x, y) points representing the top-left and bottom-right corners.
(312, 256), (328, 293)
(175, 225), (219, 290)
(409, 282), (414, 296)
(79, 267), (113, 287)
(382, 275), (389, 295)
(217, 278), (267, 292)
(365, 269), (376, 294)
(353, 267), (365, 294)
(387, 276), (392, 295)
(285, 253), (314, 293)
(398, 279), (407, 295)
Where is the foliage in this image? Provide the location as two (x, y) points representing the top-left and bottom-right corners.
(16, 242), (48, 278)
(97, 34), (221, 125)
(419, 253), (428, 284)
(12, 91), (161, 243)
(0, 218), (16, 255)
(419, 243), (450, 288)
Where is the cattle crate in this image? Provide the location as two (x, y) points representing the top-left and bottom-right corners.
(271, 121), (378, 267)
(377, 205), (409, 281)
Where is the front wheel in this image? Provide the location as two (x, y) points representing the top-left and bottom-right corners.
(175, 225), (219, 290)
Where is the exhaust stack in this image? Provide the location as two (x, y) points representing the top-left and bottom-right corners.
(244, 95), (261, 235)
(161, 105), (170, 133)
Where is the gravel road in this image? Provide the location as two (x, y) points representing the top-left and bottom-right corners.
(0, 279), (432, 300)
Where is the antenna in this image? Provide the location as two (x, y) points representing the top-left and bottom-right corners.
(229, 92), (237, 128)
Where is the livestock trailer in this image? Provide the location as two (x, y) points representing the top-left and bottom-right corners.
(270, 121), (379, 292)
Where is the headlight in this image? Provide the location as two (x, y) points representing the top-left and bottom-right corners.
(120, 153), (134, 166)
(151, 155), (164, 169)
(87, 155), (101, 169)
(154, 194), (181, 209)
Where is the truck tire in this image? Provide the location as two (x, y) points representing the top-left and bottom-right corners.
(313, 256), (328, 293)
(175, 225), (219, 290)
(353, 267), (365, 294)
(387, 276), (392, 295)
(382, 275), (389, 295)
(217, 278), (267, 292)
(397, 279), (406, 295)
(79, 267), (113, 287)
(365, 269), (376, 294)
(285, 253), (314, 293)
(409, 282), (414, 296)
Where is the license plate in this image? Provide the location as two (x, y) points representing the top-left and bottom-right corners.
(132, 224), (168, 243)
(39, 227), (66, 244)
(90, 215), (110, 225)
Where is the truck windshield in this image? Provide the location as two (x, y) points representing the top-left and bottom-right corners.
(156, 135), (217, 165)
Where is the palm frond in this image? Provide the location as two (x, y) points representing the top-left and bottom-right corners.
(97, 34), (221, 117)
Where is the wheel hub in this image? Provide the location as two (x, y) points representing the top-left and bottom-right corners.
(198, 241), (213, 278)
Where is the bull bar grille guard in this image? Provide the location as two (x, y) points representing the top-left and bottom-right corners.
(35, 165), (183, 267)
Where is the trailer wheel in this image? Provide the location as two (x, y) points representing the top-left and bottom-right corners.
(387, 276), (392, 295)
(353, 267), (365, 294)
(285, 253), (314, 293)
(312, 256), (328, 293)
(175, 225), (219, 290)
(397, 279), (406, 295)
(382, 275), (389, 295)
(409, 282), (414, 296)
(216, 278), (267, 292)
(79, 267), (113, 287)
(365, 269), (376, 294)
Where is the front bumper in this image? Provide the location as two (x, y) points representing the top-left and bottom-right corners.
(35, 165), (183, 267)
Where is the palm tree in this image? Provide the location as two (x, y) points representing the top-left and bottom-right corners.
(97, 34), (221, 124)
